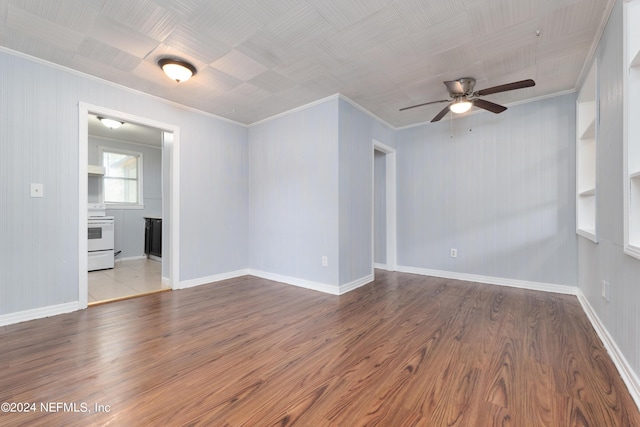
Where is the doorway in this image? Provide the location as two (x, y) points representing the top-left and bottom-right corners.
(372, 140), (397, 272)
(78, 104), (180, 308)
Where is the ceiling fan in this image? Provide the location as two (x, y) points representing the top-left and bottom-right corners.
(400, 78), (535, 122)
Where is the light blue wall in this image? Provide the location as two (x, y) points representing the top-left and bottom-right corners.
(374, 150), (386, 264)
(0, 50), (248, 315)
(338, 99), (395, 285)
(179, 113), (247, 280)
(397, 94), (577, 286)
(579, 0), (640, 379)
(248, 99), (340, 288)
(247, 97), (395, 289)
(88, 136), (162, 260)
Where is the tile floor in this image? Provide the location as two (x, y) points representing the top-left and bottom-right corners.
(88, 258), (169, 304)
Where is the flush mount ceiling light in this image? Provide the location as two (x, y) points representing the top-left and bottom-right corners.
(98, 117), (124, 129)
(449, 98), (473, 114)
(158, 58), (197, 83)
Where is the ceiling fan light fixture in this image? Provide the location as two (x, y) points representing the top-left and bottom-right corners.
(158, 58), (197, 83)
(98, 117), (124, 129)
(449, 98), (473, 114)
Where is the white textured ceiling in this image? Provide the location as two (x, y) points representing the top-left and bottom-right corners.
(0, 0), (613, 127)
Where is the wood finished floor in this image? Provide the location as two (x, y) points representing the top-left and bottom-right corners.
(1, 270), (638, 426)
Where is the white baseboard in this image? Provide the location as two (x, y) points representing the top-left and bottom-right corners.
(248, 269), (340, 295)
(0, 302), (81, 327)
(577, 291), (640, 411)
(396, 265), (578, 295)
(177, 269), (372, 296)
(115, 255), (147, 263)
(161, 276), (170, 286)
(176, 269), (249, 290)
(0, 269), (365, 326)
(339, 273), (374, 294)
(374, 263), (389, 270)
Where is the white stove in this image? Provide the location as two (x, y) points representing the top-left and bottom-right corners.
(88, 204), (115, 271)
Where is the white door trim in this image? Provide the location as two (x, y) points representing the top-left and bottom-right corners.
(372, 139), (397, 271)
(78, 103), (180, 308)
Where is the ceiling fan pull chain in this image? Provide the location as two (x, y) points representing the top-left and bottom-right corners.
(450, 110), (453, 139)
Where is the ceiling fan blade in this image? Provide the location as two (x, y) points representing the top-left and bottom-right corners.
(399, 99), (450, 111)
(475, 79), (535, 96)
(473, 98), (507, 114)
(431, 104), (452, 122)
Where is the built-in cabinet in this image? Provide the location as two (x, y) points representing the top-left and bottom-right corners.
(625, 0), (640, 259)
(576, 61), (598, 242)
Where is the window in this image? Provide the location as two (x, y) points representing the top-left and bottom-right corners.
(100, 147), (143, 208)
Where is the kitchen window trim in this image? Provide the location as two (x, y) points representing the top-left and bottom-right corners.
(99, 146), (144, 210)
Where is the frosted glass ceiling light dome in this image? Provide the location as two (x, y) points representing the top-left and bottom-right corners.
(158, 58), (197, 83)
(98, 117), (124, 129)
(449, 98), (473, 114)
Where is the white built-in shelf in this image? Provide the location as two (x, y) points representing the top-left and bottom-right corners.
(625, 0), (640, 259)
(576, 60), (598, 243)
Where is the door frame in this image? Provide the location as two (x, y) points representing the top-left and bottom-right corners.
(372, 139), (397, 271)
(78, 103), (180, 307)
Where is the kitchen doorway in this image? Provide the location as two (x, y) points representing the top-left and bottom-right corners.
(78, 104), (180, 307)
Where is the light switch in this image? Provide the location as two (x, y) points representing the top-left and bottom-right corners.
(30, 183), (44, 198)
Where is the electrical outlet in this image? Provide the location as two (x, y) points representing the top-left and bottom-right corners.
(450, 248), (457, 258)
(322, 256), (328, 267)
(30, 183), (44, 198)
(601, 280), (610, 302)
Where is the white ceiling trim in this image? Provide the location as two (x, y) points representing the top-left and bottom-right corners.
(248, 93), (340, 127)
(337, 94), (396, 130)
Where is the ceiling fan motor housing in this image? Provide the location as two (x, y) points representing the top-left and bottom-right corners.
(446, 77), (476, 97)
